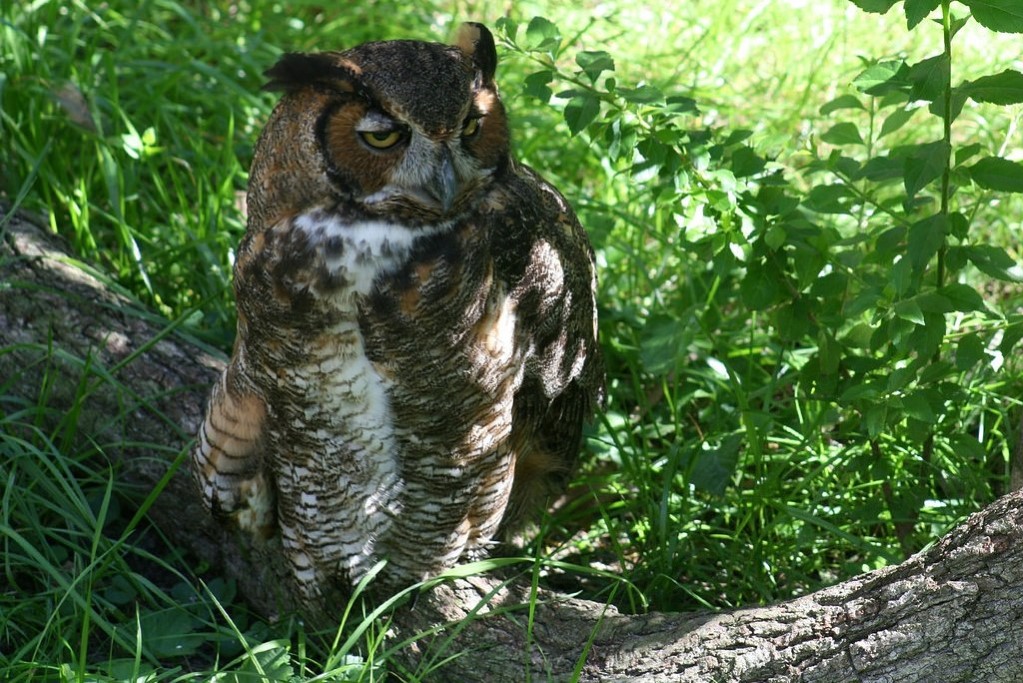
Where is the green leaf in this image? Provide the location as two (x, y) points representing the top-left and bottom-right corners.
(818, 331), (842, 374)
(878, 106), (916, 138)
(730, 146), (766, 177)
(724, 129), (754, 146)
(523, 70), (554, 102)
(954, 142), (983, 166)
(849, 0), (900, 13)
(964, 244), (1023, 281)
(136, 608), (204, 658)
(961, 0), (1023, 32)
(840, 381), (880, 402)
(525, 16), (561, 51)
(775, 299), (813, 341)
(688, 434), (742, 496)
(949, 433), (986, 459)
(576, 50), (615, 82)
(963, 69), (1023, 104)
(907, 213), (947, 273)
(640, 317), (687, 374)
(859, 155), (904, 181)
(968, 156), (1023, 192)
(894, 299), (926, 325)
(564, 94), (601, 134)
(618, 84), (665, 105)
(905, 0), (941, 28)
(901, 390), (936, 423)
(494, 16), (518, 43)
(949, 211), (969, 240)
(863, 402), (888, 438)
(820, 94), (866, 115)
(740, 264), (782, 310)
(940, 283), (986, 312)
(929, 88), (967, 121)
(821, 122), (864, 146)
(955, 332), (987, 371)
(915, 291), (955, 313)
(890, 255), (913, 295)
(903, 140), (949, 198)
(812, 271), (848, 298)
(854, 60), (909, 95)
(804, 184), (857, 213)
(665, 94), (699, 114)
(907, 54), (949, 103)
(605, 118), (637, 160)
(1000, 319), (1023, 354)
(905, 311), (946, 358)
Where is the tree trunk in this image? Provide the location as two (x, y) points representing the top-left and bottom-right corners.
(3, 207), (1021, 682)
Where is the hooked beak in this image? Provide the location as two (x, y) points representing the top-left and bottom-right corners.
(423, 148), (458, 214)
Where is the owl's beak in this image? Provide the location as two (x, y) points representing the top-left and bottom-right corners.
(423, 148), (458, 214)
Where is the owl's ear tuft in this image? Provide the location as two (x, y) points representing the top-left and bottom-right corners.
(263, 52), (359, 93)
(456, 22), (497, 85)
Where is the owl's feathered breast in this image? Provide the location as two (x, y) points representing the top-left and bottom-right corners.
(227, 162), (600, 590)
(192, 23), (602, 609)
(359, 164), (603, 577)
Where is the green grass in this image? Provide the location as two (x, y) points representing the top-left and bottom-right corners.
(4, 0), (1023, 679)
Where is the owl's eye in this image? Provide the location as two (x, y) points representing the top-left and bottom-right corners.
(461, 116), (482, 138)
(360, 129), (403, 150)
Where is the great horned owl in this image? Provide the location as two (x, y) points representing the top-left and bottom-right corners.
(191, 23), (604, 608)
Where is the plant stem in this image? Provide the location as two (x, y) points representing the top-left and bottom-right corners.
(936, 0), (953, 297)
(922, 1), (955, 480)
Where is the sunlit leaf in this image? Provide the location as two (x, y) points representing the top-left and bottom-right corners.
(523, 70), (554, 102)
(576, 50), (615, 82)
(731, 146), (766, 177)
(821, 122), (864, 146)
(878, 106), (916, 138)
(618, 84), (664, 104)
(564, 94), (600, 134)
(895, 299), (926, 325)
(968, 156), (1023, 192)
(853, 60), (909, 95)
(849, 0), (899, 13)
(820, 94), (865, 115)
(963, 69), (1023, 104)
(904, 0), (941, 28)
(960, 0), (1023, 32)
(525, 16), (561, 51)
(804, 184), (857, 213)
(907, 54), (949, 103)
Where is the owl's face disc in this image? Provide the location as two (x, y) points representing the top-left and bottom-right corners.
(247, 24), (510, 231)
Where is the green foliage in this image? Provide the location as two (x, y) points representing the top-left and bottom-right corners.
(2, 0), (1023, 680)
(495, 0), (1023, 609)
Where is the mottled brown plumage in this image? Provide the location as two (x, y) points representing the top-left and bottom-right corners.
(191, 23), (604, 608)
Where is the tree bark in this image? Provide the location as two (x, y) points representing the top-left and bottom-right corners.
(3, 207), (1021, 682)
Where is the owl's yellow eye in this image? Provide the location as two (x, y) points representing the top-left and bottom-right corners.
(360, 130), (403, 149)
(461, 117), (481, 138)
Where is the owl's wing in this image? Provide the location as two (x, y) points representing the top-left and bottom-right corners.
(499, 164), (606, 530)
(191, 364), (275, 538)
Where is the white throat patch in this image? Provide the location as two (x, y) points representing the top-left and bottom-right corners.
(293, 209), (446, 297)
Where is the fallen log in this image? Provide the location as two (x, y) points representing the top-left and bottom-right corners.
(3, 208), (1020, 682)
